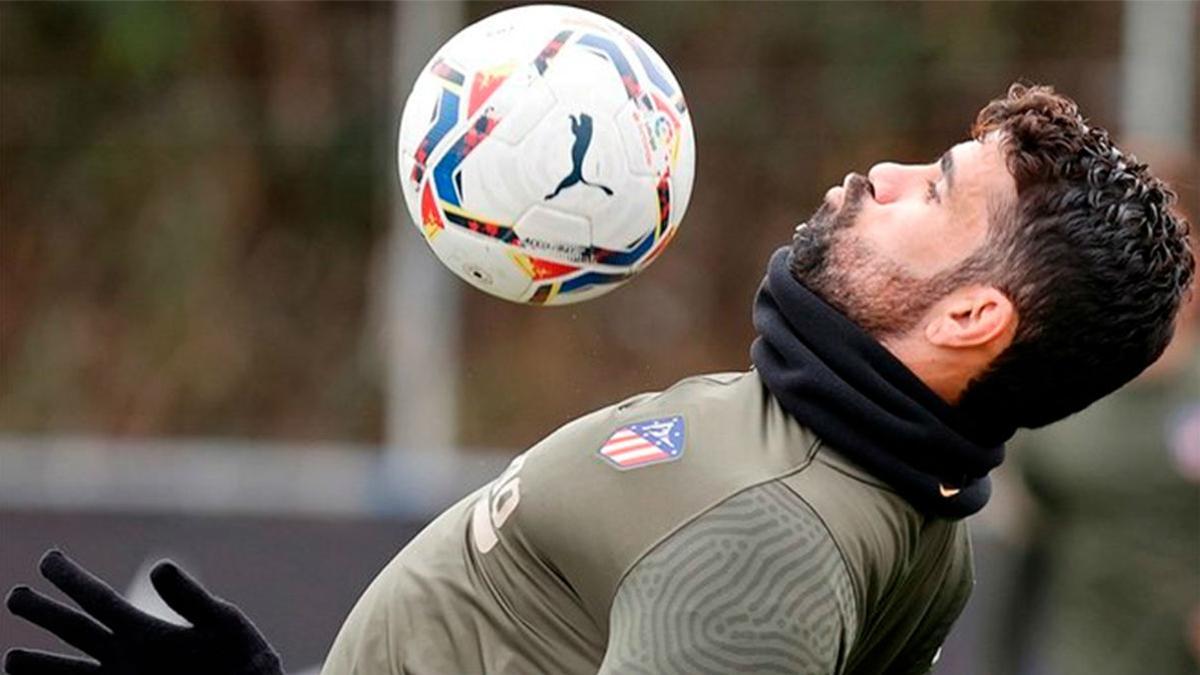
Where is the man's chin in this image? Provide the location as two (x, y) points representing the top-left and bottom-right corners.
(788, 230), (830, 282)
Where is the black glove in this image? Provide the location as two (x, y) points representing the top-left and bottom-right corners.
(4, 549), (284, 675)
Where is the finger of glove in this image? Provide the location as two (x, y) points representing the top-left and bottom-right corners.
(3, 649), (101, 675)
(149, 561), (236, 628)
(5, 587), (111, 660)
(38, 551), (144, 631)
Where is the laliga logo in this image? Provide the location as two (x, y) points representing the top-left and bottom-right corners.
(651, 114), (674, 151)
(639, 111), (679, 171)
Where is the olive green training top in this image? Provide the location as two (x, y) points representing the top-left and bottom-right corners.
(322, 370), (973, 674)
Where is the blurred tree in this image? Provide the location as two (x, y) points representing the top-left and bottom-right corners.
(1, 2), (389, 441)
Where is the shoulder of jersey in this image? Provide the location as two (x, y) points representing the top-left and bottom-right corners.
(596, 371), (750, 471)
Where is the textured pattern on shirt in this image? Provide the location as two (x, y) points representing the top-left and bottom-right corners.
(598, 481), (858, 674)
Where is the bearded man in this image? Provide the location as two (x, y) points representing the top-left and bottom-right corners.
(5, 83), (1194, 675)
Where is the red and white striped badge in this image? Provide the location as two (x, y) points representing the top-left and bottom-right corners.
(598, 415), (685, 470)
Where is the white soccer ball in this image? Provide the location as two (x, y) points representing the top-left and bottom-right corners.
(398, 4), (695, 305)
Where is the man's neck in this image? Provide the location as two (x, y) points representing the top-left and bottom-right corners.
(880, 335), (970, 405)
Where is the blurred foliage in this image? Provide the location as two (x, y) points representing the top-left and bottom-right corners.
(0, 1), (1192, 447)
(1, 2), (391, 439)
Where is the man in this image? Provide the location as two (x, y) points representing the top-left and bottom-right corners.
(5, 83), (1194, 675)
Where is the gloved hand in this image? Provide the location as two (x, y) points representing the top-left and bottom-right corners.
(4, 549), (284, 675)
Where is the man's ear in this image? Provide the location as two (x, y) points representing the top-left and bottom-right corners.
(924, 286), (1016, 349)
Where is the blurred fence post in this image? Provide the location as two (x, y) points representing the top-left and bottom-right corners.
(1120, 0), (1196, 145)
(385, 1), (465, 458)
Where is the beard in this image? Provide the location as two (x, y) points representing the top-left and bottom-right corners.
(790, 176), (975, 340)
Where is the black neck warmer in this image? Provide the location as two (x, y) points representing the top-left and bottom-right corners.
(750, 247), (1012, 519)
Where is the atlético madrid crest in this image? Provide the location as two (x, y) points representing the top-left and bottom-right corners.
(598, 415), (685, 470)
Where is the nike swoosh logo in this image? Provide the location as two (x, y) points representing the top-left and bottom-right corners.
(938, 484), (961, 498)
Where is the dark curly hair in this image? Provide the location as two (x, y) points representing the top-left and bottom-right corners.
(957, 83), (1195, 428)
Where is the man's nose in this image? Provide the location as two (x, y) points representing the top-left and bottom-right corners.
(867, 162), (923, 204)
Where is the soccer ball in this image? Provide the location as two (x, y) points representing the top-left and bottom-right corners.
(398, 4), (695, 305)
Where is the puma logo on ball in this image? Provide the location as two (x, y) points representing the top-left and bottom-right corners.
(545, 113), (613, 200)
